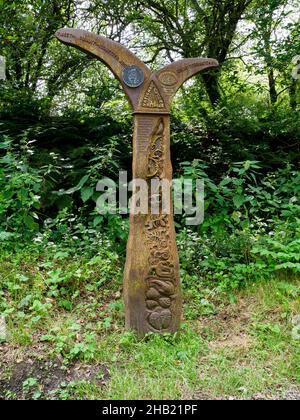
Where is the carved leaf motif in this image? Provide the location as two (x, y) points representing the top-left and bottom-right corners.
(147, 158), (159, 178)
(146, 300), (159, 310)
(148, 312), (161, 330)
(161, 310), (172, 329)
(148, 309), (172, 330)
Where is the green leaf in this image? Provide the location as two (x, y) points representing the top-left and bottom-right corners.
(81, 186), (94, 203)
(64, 175), (89, 195)
(59, 300), (73, 311)
(24, 215), (36, 229)
(0, 231), (15, 241)
(219, 177), (232, 187)
(233, 194), (247, 209)
(93, 215), (103, 227)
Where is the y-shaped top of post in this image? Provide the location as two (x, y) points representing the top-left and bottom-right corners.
(55, 28), (218, 113)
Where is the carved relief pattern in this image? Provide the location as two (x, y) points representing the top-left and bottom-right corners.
(158, 71), (178, 97)
(144, 118), (178, 331)
(142, 81), (165, 109)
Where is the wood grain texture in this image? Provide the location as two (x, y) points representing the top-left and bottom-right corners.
(55, 28), (219, 336)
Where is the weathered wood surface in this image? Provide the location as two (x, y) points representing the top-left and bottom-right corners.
(55, 28), (218, 335)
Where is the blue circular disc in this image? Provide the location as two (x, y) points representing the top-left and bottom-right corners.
(122, 65), (144, 88)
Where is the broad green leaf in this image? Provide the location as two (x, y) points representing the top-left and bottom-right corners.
(233, 194), (246, 209)
(64, 175), (89, 195)
(81, 186), (94, 203)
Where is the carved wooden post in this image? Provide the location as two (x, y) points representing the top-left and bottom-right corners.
(55, 28), (218, 336)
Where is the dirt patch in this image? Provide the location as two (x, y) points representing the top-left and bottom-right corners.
(0, 357), (109, 400)
(251, 386), (300, 400)
(208, 333), (251, 350)
(197, 297), (255, 351)
(192, 388), (300, 401)
(191, 390), (219, 400)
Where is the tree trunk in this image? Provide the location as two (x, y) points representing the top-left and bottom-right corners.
(201, 71), (220, 106)
(268, 68), (277, 105)
(289, 78), (297, 110)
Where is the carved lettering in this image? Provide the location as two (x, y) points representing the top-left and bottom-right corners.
(177, 61), (216, 74)
(136, 115), (155, 153)
(56, 31), (75, 39)
(79, 35), (120, 62)
(142, 81), (165, 109)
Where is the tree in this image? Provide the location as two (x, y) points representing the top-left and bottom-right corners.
(247, 0), (298, 106)
(114, 0), (254, 105)
(280, 19), (300, 110)
(0, 0), (76, 90)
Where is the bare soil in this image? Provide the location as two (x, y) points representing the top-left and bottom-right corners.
(0, 345), (109, 400)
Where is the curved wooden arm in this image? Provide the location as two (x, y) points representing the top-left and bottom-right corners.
(155, 58), (219, 108)
(55, 28), (151, 109)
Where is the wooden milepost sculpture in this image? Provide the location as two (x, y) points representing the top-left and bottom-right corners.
(55, 28), (218, 336)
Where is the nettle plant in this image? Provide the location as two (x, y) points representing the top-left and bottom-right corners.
(252, 222), (300, 275)
(180, 159), (300, 233)
(177, 160), (300, 289)
(0, 134), (42, 242)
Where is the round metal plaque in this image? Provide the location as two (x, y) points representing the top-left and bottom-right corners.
(122, 65), (144, 88)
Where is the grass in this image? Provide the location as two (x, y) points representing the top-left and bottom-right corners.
(0, 246), (299, 400)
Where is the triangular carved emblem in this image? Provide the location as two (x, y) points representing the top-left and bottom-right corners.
(142, 81), (165, 109)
